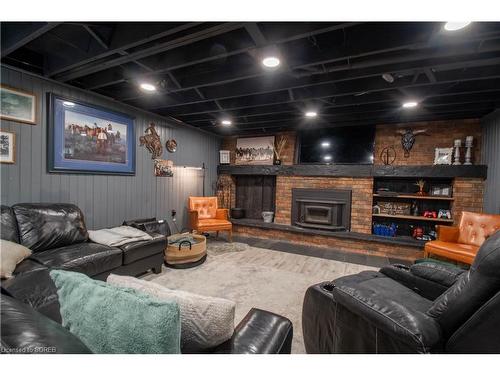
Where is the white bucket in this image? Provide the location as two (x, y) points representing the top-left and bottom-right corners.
(262, 211), (274, 223)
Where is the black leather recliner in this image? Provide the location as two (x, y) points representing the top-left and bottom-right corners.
(302, 230), (500, 353)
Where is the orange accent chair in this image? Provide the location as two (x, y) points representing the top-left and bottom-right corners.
(424, 211), (500, 264)
(188, 196), (232, 241)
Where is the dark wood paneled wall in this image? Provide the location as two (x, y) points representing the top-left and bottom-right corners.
(0, 66), (220, 229)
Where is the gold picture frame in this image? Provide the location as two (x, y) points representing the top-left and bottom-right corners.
(0, 130), (16, 164)
(0, 85), (37, 125)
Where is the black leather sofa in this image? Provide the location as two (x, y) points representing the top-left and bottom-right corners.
(0, 203), (293, 354)
(0, 203), (165, 322)
(302, 230), (500, 354)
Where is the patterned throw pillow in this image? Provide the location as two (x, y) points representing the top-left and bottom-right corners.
(0, 239), (32, 279)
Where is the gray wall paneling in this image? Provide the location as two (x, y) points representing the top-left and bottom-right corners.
(0, 66), (220, 230)
(481, 109), (500, 214)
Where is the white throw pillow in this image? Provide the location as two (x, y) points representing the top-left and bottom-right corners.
(107, 274), (235, 351)
(0, 239), (32, 279)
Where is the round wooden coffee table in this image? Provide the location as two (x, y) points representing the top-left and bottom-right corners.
(164, 233), (207, 268)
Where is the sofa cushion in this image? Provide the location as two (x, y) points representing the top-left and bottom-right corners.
(1, 268), (61, 322)
(12, 203), (88, 252)
(119, 234), (165, 265)
(1, 205), (19, 243)
(51, 270), (181, 354)
(458, 211), (500, 247)
(198, 219), (232, 229)
(426, 240), (478, 262)
(0, 240), (32, 279)
(0, 293), (91, 354)
(30, 243), (122, 276)
(107, 274), (235, 351)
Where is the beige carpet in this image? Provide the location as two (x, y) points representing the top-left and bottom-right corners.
(143, 240), (376, 353)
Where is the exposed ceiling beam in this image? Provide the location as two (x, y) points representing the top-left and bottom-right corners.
(144, 55), (500, 111)
(244, 23), (267, 46)
(54, 22), (247, 82)
(47, 22), (202, 77)
(1, 22), (61, 56)
(82, 25), (109, 49)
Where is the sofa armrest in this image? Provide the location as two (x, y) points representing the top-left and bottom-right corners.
(215, 208), (229, 220)
(331, 284), (442, 353)
(188, 210), (199, 230)
(213, 308), (293, 354)
(380, 262), (464, 300)
(436, 225), (460, 242)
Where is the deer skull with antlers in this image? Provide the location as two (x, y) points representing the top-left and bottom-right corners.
(396, 128), (429, 158)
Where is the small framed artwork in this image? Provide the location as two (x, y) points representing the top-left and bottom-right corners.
(235, 136), (275, 165)
(154, 159), (173, 177)
(434, 148), (453, 165)
(47, 94), (135, 175)
(219, 150), (230, 164)
(0, 85), (37, 125)
(430, 185), (452, 197)
(0, 130), (16, 164)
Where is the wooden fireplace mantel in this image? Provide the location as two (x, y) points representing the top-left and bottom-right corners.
(218, 164), (487, 179)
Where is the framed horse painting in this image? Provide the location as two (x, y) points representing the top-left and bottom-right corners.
(47, 94), (135, 175)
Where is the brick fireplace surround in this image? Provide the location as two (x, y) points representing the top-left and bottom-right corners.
(218, 119), (486, 262)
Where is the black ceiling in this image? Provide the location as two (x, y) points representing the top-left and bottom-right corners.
(2, 21), (500, 135)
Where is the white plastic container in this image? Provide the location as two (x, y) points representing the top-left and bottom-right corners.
(262, 211), (274, 223)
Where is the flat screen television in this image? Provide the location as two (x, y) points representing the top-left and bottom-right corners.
(297, 126), (375, 164)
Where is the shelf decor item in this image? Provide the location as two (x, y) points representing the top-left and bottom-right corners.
(414, 179), (426, 196)
(219, 150), (230, 165)
(273, 135), (287, 165)
(0, 85), (37, 125)
(0, 130), (16, 164)
(434, 148), (453, 165)
(430, 185), (452, 197)
(378, 201), (411, 215)
(453, 139), (462, 165)
(47, 94), (135, 175)
(235, 136), (275, 165)
(464, 136), (474, 165)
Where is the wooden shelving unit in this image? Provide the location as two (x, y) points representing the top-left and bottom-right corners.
(372, 213), (454, 223)
(373, 194), (454, 201)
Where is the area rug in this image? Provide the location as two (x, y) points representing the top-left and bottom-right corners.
(143, 240), (376, 353)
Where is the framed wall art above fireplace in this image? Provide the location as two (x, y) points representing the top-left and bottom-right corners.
(47, 94), (135, 175)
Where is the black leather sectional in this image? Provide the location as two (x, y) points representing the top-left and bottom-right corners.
(302, 230), (500, 354)
(0, 203), (293, 354)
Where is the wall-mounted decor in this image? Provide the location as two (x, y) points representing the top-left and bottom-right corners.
(273, 135), (287, 165)
(0, 130), (16, 164)
(166, 139), (177, 153)
(434, 147), (453, 165)
(235, 136), (275, 165)
(379, 146), (396, 165)
(139, 122), (162, 159)
(47, 94), (135, 175)
(396, 128), (428, 157)
(154, 159), (173, 177)
(219, 150), (230, 164)
(0, 85), (37, 125)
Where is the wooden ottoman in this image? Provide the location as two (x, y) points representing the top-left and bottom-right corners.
(164, 233), (207, 268)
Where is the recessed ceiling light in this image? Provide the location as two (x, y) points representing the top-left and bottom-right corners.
(63, 101), (75, 107)
(321, 141), (330, 148)
(140, 83), (156, 92)
(262, 56), (280, 68)
(305, 111), (317, 118)
(444, 22), (471, 31)
(382, 73), (394, 83)
(221, 120), (232, 126)
(324, 155), (332, 161)
(402, 101), (418, 108)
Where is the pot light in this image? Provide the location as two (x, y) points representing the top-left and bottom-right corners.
(402, 101), (418, 108)
(63, 101), (75, 107)
(444, 22), (471, 31)
(262, 56), (280, 68)
(305, 111), (317, 118)
(324, 155), (332, 161)
(221, 120), (232, 126)
(140, 83), (156, 92)
(321, 141), (330, 148)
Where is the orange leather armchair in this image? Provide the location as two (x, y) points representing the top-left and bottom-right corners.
(188, 196), (232, 241)
(424, 211), (500, 264)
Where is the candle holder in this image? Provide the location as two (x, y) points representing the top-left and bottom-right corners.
(453, 139), (462, 165)
(464, 136), (473, 165)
